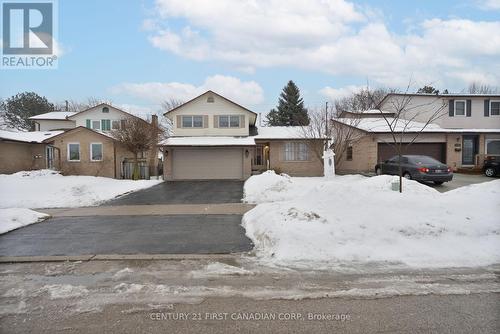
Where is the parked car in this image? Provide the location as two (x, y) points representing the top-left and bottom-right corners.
(375, 155), (453, 185)
(483, 156), (500, 177)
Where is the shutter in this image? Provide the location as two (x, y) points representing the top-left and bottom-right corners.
(448, 100), (454, 117)
(214, 115), (219, 128)
(121, 119), (127, 129)
(203, 115), (208, 128)
(176, 115), (182, 128)
(239, 115), (245, 128)
(466, 100), (471, 117)
(101, 120), (105, 130)
(86, 119), (91, 128)
(484, 100), (490, 117)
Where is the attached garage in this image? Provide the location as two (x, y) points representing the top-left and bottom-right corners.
(171, 147), (244, 180)
(377, 143), (446, 163)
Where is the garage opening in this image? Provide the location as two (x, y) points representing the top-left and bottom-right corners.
(377, 143), (446, 163)
(172, 148), (243, 180)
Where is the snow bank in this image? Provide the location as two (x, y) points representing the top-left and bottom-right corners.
(0, 170), (162, 208)
(243, 172), (500, 268)
(0, 208), (49, 234)
(190, 262), (254, 278)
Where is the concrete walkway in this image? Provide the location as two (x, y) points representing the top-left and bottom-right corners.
(40, 203), (256, 217)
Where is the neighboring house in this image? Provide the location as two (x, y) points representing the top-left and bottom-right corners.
(30, 111), (76, 131)
(162, 90), (324, 180)
(0, 130), (63, 174)
(334, 93), (500, 173)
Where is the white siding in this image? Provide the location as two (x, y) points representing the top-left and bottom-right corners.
(69, 105), (132, 128)
(35, 119), (76, 131)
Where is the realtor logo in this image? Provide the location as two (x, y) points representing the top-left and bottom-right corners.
(1, 0), (58, 69)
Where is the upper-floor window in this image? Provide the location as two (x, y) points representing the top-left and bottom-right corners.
(490, 101), (500, 116)
(102, 107), (109, 113)
(219, 115), (240, 128)
(92, 120), (101, 130)
(112, 120), (120, 130)
(454, 100), (466, 116)
(284, 142), (308, 161)
(182, 115), (203, 128)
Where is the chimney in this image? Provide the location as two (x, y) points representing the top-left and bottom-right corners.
(151, 114), (158, 126)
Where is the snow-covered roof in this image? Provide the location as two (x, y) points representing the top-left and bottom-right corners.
(162, 136), (256, 146)
(350, 109), (394, 114)
(253, 126), (306, 139)
(29, 112), (76, 120)
(335, 118), (445, 133)
(0, 130), (64, 143)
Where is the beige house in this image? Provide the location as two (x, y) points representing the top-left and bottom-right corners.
(335, 93), (500, 173)
(162, 91), (324, 180)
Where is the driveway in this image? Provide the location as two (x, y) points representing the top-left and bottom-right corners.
(105, 180), (244, 205)
(427, 173), (494, 192)
(0, 215), (253, 256)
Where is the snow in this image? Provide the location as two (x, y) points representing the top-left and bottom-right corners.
(162, 136), (255, 146)
(29, 111), (76, 120)
(253, 126), (326, 139)
(335, 118), (445, 133)
(0, 208), (49, 234)
(242, 171), (500, 268)
(0, 130), (64, 143)
(190, 262), (254, 278)
(0, 169), (163, 208)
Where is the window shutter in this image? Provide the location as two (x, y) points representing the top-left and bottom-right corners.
(448, 100), (454, 117)
(239, 115), (245, 128)
(466, 100), (471, 117)
(214, 115), (219, 128)
(176, 115), (182, 128)
(484, 100), (490, 117)
(86, 119), (91, 128)
(203, 115), (208, 128)
(121, 119), (127, 129)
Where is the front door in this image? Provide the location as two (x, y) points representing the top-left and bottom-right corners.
(46, 146), (54, 169)
(462, 135), (478, 165)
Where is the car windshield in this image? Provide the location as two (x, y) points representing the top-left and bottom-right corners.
(409, 156), (441, 165)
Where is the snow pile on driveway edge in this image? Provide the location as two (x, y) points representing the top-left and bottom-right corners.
(0, 208), (49, 234)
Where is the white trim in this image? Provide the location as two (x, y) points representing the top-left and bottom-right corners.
(454, 100), (466, 117)
(489, 100), (500, 116)
(67, 142), (81, 162)
(485, 139), (500, 154)
(90, 142), (103, 162)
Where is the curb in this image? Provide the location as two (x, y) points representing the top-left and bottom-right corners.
(0, 253), (245, 263)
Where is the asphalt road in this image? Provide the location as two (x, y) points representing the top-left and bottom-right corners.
(0, 215), (253, 256)
(105, 180), (245, 205)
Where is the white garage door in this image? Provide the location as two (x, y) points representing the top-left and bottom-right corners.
(172, 148), (243, 180)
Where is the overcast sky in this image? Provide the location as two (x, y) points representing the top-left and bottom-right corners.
(1, 0), (499, 114)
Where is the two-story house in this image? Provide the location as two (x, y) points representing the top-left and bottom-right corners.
(162, 91), (325, 180)
(333, 93), (500, 173)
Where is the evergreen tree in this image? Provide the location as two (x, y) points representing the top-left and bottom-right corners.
(2, 92), (55, 130)
(417, 85), (440, 94)
(266, 80), (310, 126)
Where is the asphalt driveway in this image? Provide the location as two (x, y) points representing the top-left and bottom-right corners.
(0, 215), (253, 256)
(105, 180), (244, 205)
(427, 173), (494, 192)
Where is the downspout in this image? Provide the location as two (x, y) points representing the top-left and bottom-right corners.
(113, 142), (117, 179)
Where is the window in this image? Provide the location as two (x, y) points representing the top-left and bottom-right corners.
(181, 115), (203, 128)
(101, 119), (111, 131)
(219, 115), (240, 128)
(68, 143), (80, 161)
(207, 96), (214, 103)
(92, 120), (100, 130)
(284, 142), (309, 161)
(112, 120), (120, 130)
(346, 146), (353, 161)
(454, 100), (466, 116)
(102, 107), (109, 113)
(490, 101), (500, 116)
(486, 139), (500, 155)
(90, 143), (103, 161)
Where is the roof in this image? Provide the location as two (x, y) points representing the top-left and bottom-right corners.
(0, 130), (64, 143)
(66, 103), (148, 123)
(334, 118), (500, 134)
(29, 111), (76, 120)
(377, 92), (500, 109)
(161, 136), (256, 146)
(164, 90), (258, 117)
(42, 126), (116, 142)
(344, 109), (394, 114)
(253, 126), (305, 139)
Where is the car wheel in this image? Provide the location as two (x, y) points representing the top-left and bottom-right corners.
(484, 167), (495, 177)
(375, 167), (382, 175)
(403, 172), (411, 180)
(434, 181), (444, 185)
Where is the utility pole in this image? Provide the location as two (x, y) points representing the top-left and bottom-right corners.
(65, 100), (69, 112)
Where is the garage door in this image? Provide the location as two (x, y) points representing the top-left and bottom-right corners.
(377, 143), (446, 163)
(172, 148), (243, 180)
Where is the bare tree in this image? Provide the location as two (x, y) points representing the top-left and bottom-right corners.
(334, 87), (389, 117)
(467, 82), (499, 94)
(55, 97), (112, 112)
(373, 83), (447, 192)
(111, 117), (164, 180)
(300, 109), (331, 166)
(161, 98), (184, 113)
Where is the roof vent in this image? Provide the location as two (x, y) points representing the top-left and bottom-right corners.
(102, 107), (109, 113)
(207, 96), (214, 103)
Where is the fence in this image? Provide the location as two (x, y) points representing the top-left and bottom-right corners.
(122, 159), (149, 180)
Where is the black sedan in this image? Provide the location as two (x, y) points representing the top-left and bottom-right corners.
(375, 155), (453, 185)
(483, 156), (500, 177)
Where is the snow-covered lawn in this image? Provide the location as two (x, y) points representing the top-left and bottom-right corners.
(0, 208), (49, 234)
(0, 170), (163, 209)
(242, 171), (500, 268)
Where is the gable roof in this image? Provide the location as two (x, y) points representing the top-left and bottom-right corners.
(0, 130), (64, 143)
(376, 92), (500, 109)
(42, 126), (116, 143)
(66, 103), (147, 123)
(29, 111), (76, 120)
(164, 90), (258, 117)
